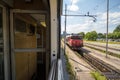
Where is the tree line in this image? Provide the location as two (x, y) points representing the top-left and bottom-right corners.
(78, 25), (120, 41)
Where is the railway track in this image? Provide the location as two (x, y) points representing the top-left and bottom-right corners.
(85, 43), (120, 52)
(79, 48), (120, 80)
(62, 40), (120, 79)
(84, 43), (120, 58)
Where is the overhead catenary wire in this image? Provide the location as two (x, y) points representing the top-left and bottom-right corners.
(109, 2), (120, 11)
(63, 0), (74, 16)
(68, 0), (120, 18)
(91, 0), (106, 12)
(64, 0), (103, 18)
(97, 2), (120, 16)
(63, 3), (97, 54)
(64, 0), (120, 17)
(67, 10), (84, 15)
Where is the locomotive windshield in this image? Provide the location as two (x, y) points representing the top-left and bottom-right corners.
(71, 36), (82, 40)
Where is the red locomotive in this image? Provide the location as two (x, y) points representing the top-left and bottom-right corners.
(66, 34), (83, 50)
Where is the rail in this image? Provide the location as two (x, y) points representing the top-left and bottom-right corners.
(48, 59), (64, 80)
(81, 50), (120, 80)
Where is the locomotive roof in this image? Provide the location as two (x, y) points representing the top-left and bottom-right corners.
(66, 34), (82, 37)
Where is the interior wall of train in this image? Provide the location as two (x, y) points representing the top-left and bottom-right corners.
(0, 0), (62, 80)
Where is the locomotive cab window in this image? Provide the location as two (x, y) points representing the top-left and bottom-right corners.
(71, 36), (82, 40)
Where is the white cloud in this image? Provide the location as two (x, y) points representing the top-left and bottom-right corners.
(98, 20), (106, 24)
(67, 16), (74, 19)
(71, 0), (79, 4)
(109, 12), (120, 18)
(98, 12), (120, 24)
(68, 0), (80, 11)
(66, 21), (93, 33)
(68, 4), (79, 11)
(99, 12), (120, 20)
(61, 21), (106, 34)
(100, 13), (106, 20)
(110, 18), (120, 25)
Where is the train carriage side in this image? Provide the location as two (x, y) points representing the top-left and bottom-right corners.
(0, 0), (63, 80)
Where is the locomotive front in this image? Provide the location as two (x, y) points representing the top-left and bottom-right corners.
(67, 35), (83, 50)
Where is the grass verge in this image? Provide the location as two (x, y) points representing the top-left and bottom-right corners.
(91, 71), (107, 80)
(64, 51), (75, 80)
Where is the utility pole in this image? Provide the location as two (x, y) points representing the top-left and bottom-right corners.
(63, 5), (97, 54)
(64, 4), (67, 54)
(106, 0), (109, 58)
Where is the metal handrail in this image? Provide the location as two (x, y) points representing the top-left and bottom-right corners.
(58, 59), (64, 80)
(48, 60), (57, 80)
(48, 59), (64, 80)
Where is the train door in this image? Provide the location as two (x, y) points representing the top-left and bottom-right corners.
(10, 10), (50, 80)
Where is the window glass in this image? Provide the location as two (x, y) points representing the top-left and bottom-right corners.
(0, 7), (4, 80)
(71, 36), (82, 40)
(15, 18), (26, 33)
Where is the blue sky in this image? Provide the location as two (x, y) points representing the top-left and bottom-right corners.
(61, 0), (120, 34)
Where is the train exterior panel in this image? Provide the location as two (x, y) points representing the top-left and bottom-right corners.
(66, 35), (83, 50)
(0, 0), (63, 80)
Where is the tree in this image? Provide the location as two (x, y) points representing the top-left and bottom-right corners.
(112, 32), (120, 39)
(113, 25), (120, 33)
(85, 32), (91, 40)
(108, 33), (113, 39)
(111, 25), (120, 39)
(97, 33), (105, 39)
(78, 32), (85, 38)
(85, 31), (98, 41)
(91, 31), (98, 40)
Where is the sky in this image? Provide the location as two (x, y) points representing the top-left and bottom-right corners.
(61, 0), (120, 34)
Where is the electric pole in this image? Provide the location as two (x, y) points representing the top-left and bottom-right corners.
(64, 4), (67, 54)
(106, 0), (109, 58)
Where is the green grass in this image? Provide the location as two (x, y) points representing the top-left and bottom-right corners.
(91, 71), (107, 80)
(64, 51), (75, 80)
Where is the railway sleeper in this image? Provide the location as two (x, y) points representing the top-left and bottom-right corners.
(85, 43), (120, 52)
(85, 57), (110, 71)
(84, 54), (120, 79)
(104, 73), (120, 80)
(84, 57), (109, 72)
(85, 54), (115, 71)
(85, 44), (120, 58)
